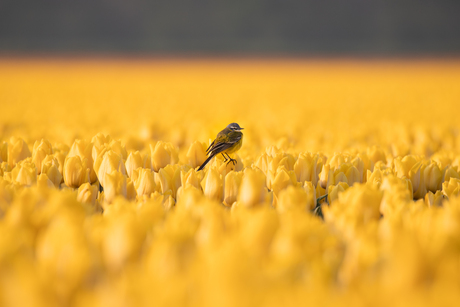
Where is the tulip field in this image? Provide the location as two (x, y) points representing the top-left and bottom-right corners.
(1, 58), (460, 306)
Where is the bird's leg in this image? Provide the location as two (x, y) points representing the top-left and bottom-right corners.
(221, 153), (228, 162)
(225, 153), (237, 166)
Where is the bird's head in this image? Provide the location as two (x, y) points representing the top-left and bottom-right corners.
(227, 123), (244, 131)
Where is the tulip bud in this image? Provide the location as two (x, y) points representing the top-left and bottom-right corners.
(37, 173), (54, 189)
(32, 139), (53, 174)
(186, 141), (207, 168)
(53, 151), (66, 175)
(345, 165), (361, 186)
(134, 168), (156, 197)
(68, 139), (97, 183)
(180, 168), (201, 190)
(91, 133), (113, 161)
(394, 155), (418, 179)
(327, 182), (349, 203)
(367, 169), (383, 188)
(126, 178), (137, 201)
(93, 150), (126, 188)
(319, 164), (333, 189)
(0, 141), (8, 163)
(103, 171), (127, 203)
(238, 169), (267, 208)
(271, 167), (297, 196)
(294, 153), (318, 185)
(442, 177), (460, 199)
(41, 155), (62, 187)
(11, 161), (37, 186)
(412, 163), (427, 199)
(150, 141), (179, 172)
(254, 153), (269, 175)
(63, 156), (90, 188)
(425, 190), (443, 207)
(277, 186), (309, 212)
(223, 171), (243, 207)
(443, 166), (460, 183)
(303, 181), (317, 210)
(125, 151), (143, 178)
(201, 167), (223, 202)
(424, 162), (442, 193)
(8, 137), (31, 166)
(158, 165), (181, 196)
(77, 183), (98, 205)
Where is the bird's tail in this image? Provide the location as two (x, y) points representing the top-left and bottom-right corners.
(198, 152), (216, 171)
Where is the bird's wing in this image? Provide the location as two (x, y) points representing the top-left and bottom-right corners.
(208, 131), (242, 155)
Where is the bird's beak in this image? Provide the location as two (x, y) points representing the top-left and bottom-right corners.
(240, 128), (244, 130)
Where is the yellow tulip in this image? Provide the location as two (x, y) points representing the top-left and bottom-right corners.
(39, 155), (62, 187)
(180, 168), (202, 190)
(126, 177), (137, 201)
(150, 141), (179, 172)
(442, 177), (460, 199)
(223, 171), (243, 207)
(277, 185), (310, 212)
(238, 168), (267, 208)
(103, 170), (127, 203)
(319, 164), (334, 189)
(68, 139), (97, 183)
(423, 162), (442, 192)
(201, 167), (223, 202)
(157, 164), (181, 196)
(37, 173), (54, 189)
(63, 156), (90, 188)
(8, 136), (31, 166)
(93, 150), (126, 188)
(11, 161), (37, 186)
(125, 151), (143, 178)
(134, 168), (156, 197)
(293, 152), (318, 185)
(425, 190), (443, 207)
(327, 182), (349, 203)
(443, 166), (459, 184)
(302, 181), (317, 210)
(186, 141), (207, 168)
(31, 139), (53, 174)
(77, 182), (98, 205)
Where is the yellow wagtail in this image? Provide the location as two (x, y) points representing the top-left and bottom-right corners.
(198, 123), (244, 171)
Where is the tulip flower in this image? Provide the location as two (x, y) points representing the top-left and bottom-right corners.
(319, 164), (334, 189)
(93, 150), (126, 188)
(223, 171), (243, 207)
(37, 173), (54, 189)
(150, 141), (179, 172)
(63, 156), (90, 188)
(32, 139), (53, 174)
(201, 167), (223, 202)
(134, 168), (156, 197)
(157, 165), (181, 196)
(443, 166), (460, 183)
(423, 162), (442, 193)
(327, 182), (349, 203)
(77, 183), (98, 205)
(68, 139), (97, 183)
(103, 170), (127, 203)
(126, 178), (137, 201)
(11, 161), (37, 186)
(303, 181), (317, 210)
(41, 155), (62, 187)
(442, 177), (460, 199)
(125, 151), (143, 178)
(238, 168), (267, 208)
(8, 136), (31, 166)
(180, 168), (202, 190)
(293, 153), (318, 185)
(277, 186), (309, 212)
(186, 141), (207, 168)
(425, 190), (443, 207)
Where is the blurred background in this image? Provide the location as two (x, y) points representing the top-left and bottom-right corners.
(1, 0), (459, 55)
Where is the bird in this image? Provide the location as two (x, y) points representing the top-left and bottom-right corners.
(198, 123), (244, 171)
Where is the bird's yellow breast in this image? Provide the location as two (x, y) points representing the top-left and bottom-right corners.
(223, 136), (243, 155)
